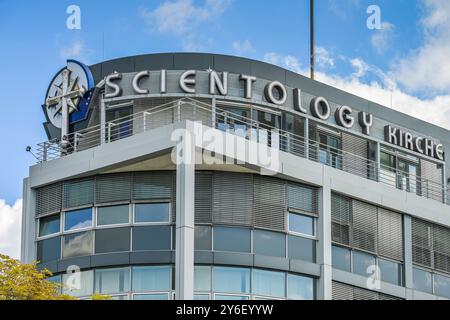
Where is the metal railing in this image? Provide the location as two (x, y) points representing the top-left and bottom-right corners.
(36, 97), (449, 206)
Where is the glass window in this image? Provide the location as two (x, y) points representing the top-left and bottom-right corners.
(332, 245), (351, 272)
(288, 235), (316, 262)
(134, 203), (170, 223)
(434, 274), (450, 299)
(132, 226), (171, 251)
(289, 213), (315, 236)
(195, 226), (212, 251)
(64, 208), (92, 231)
(253, 230), (286, 258)
(132, 266), (171, 292)
(252, 269), (286, 298)
(213, 227), (251, 253)
(413, 267), (433, 294)
(46, 275), (61, 293)
(39, 214), (60, 237)
(352, 251), (376, 277)
(95, 267), (130, 294)
(95, 228), (130, 254)
(378, 258), (403, 286)
(62, 231), (93, 259)
(215, 294), (249, 300)
(62, 270), (94, 297)
(111, 295), (128, 300)
(194, 266), (212, 292)
(194, 294), (210, 300)
(213, 267), (250, 294)
(319, 133), (342, 169)
(37, 237), (61, 263)
(287, 274), (315, 300)
(133, 294), (169, 300)
(97, 205), (129, 226)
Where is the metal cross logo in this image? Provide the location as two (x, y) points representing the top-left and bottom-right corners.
(46, 68), (87, 140)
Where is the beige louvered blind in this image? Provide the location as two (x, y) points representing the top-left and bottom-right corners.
(412, 218), (433, 268)
(254, 176), (285, 231)
(378, 208), (403, 261)
(432, 225), (450, 273)
(352, 200), (377, 253)
(331, 193), (352, 246)
(63, 178), (94, 209)
(96, 173), (132, 204)
(36, 183), (62, 216)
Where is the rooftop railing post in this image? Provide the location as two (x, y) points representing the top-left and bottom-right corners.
(43, 142), (48, 162)
(305, 118), (310, 159)
(100, 94), (106, 145)
(442, 165), (447, 204)
(376, 142), (381, 182)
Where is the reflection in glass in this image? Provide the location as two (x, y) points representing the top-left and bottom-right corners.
(434, 274), (450, 299)
(378, 259), (403, 286)
(288, 235), (316, 262)
(135, 203), (170, 223)
(64, 208), (92, 231)
(213, 267), (250, 294)
(252, 269), (285, 298)
(194, 266), (211, 292)
(195, 226), (212, 250)
(413, 267), (433, 294)
(352, 251), (376, 277)
(95, 267), (130, 294)
(62, 270), (94, 297)
(133, 294), (168, 300)
(288, 213), (315, 236)
(132, 266), (171, 292)
(215, 294), (249, 300)
(213, 227), (251, 253)
(39, 214), (60, 237)
(62, 231), (93, 259)
(97, 205), (129, 226)
(332, 245), (351, 272)
(253, 229), (286, 258)
(287, 274), (315, 300)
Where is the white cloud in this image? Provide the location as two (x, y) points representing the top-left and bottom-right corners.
(141, 0), (230, 36)
(393, 0), (450, 94)
(371, 22), (395, 54)
(315, 46), (335, 69)
(0, 199), (22, 259)
(232, 40), (253, 55)
(59, 40), (91, 62)
(263, 51), (450, 130)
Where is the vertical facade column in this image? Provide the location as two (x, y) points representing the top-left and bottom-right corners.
(403, 215), (414, 300)
(100, 94), (106, 145)
(175, 122), (196, 300)
(304, 117), (310, 159)
(211, 97), (216, 128)
(20, 178), (36, 264)
(317, 168), (332, 300)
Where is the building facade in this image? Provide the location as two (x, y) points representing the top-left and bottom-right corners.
(21, 53), (450, 300)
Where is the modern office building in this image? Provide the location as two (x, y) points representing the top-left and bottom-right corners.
(21, 53), (450, 300)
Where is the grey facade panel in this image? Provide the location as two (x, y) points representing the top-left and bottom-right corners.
(194, 251), (214, 264)
(129, 251), (173, 265)
(253, 255), (289, 271)
(91, 252), (130, 268)
(58, 256), (92, 272)
(213, 252), (254, 267)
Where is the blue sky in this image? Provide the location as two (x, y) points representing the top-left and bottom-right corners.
(1, 0), (450, 258)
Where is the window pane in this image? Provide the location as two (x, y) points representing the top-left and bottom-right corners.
(97, 205), (129, 226)
(287, 274), (315, 300)
(95, 267), (130, 294)
(413, 267), (432, 294)
(213, 267), (250, 293)
(289, 213), (314, 236)
(132, 226), (171, 251)
(62, 270), (94, 297)
(353, 251), (376, 277)
(39, 214), (60, 237)
(133, 294), (169, 300)
(95, 228), (130, 254)
(46, 275), (61, 294)
(194, 266), (211, 292)
(288, 235), (316, 262)
(132, 266), (171, 292)
(63, 231), (93, 259)
(253, 230), (286, 258)
(194, 294), (210, 300)
(213, 227), (251, 253)
(215, 294), (249, 300)
(37, 237), (61, 263)
(252, 269), (285, 298)
(64, 208), (92, 231)
(135, 203), (170, 223)
(378, 259), (402, 286)
(332, 245), (351, 272)
(434, 274), (450, 299)
(195, 226), (212, 250)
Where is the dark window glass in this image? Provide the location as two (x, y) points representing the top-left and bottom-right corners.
(62, 231), (93, 258)
(353, 251), (376, 277)
(95, 228), (130, 253)
(37, 237), (61, 263)
(195, 226), (212, 250)
(135, 203), (170, 223)
(132, 226), (171, 251)
(288, 213), (315, 236)
(378, 258), (403, 286)
(253, 229), (286, 257)
(288, 235), (315, 262)
(97, 205), (129, 226)
(213, 227), (251, 253)
(39, 214), (60, 237)
(413, 267), (433, 294)
(132, 266), (171, 292)
(287, 274), (315, 300)
(434, 274), (450, 299)
(64, 208), (92, 231)
(332, 245), (351, 272)
(213, 267), (250, 293)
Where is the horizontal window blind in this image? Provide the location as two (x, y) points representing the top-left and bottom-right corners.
(332, 282), (402, 300)
(36, 183), (62, 216)
(254, 176), (285, 231)
(412, 218), (433, 268)
(63, 179), (94, 209)
(287, 183), (318, 214)
(352, 200), (377, 253)
(95, 173), (132, 204)
(331, 193), (352, 246)
(132, 172), (173, 200)
(378, 208), (403, 261)
(195, 172), (212, 224)
(433, 225), (450, 273)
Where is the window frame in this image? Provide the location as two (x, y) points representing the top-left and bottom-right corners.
(132, 201), (171, 225)
(287, 210), (317, 239)
(95, 203), (131, 228)
(37, 213), (62, 240)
